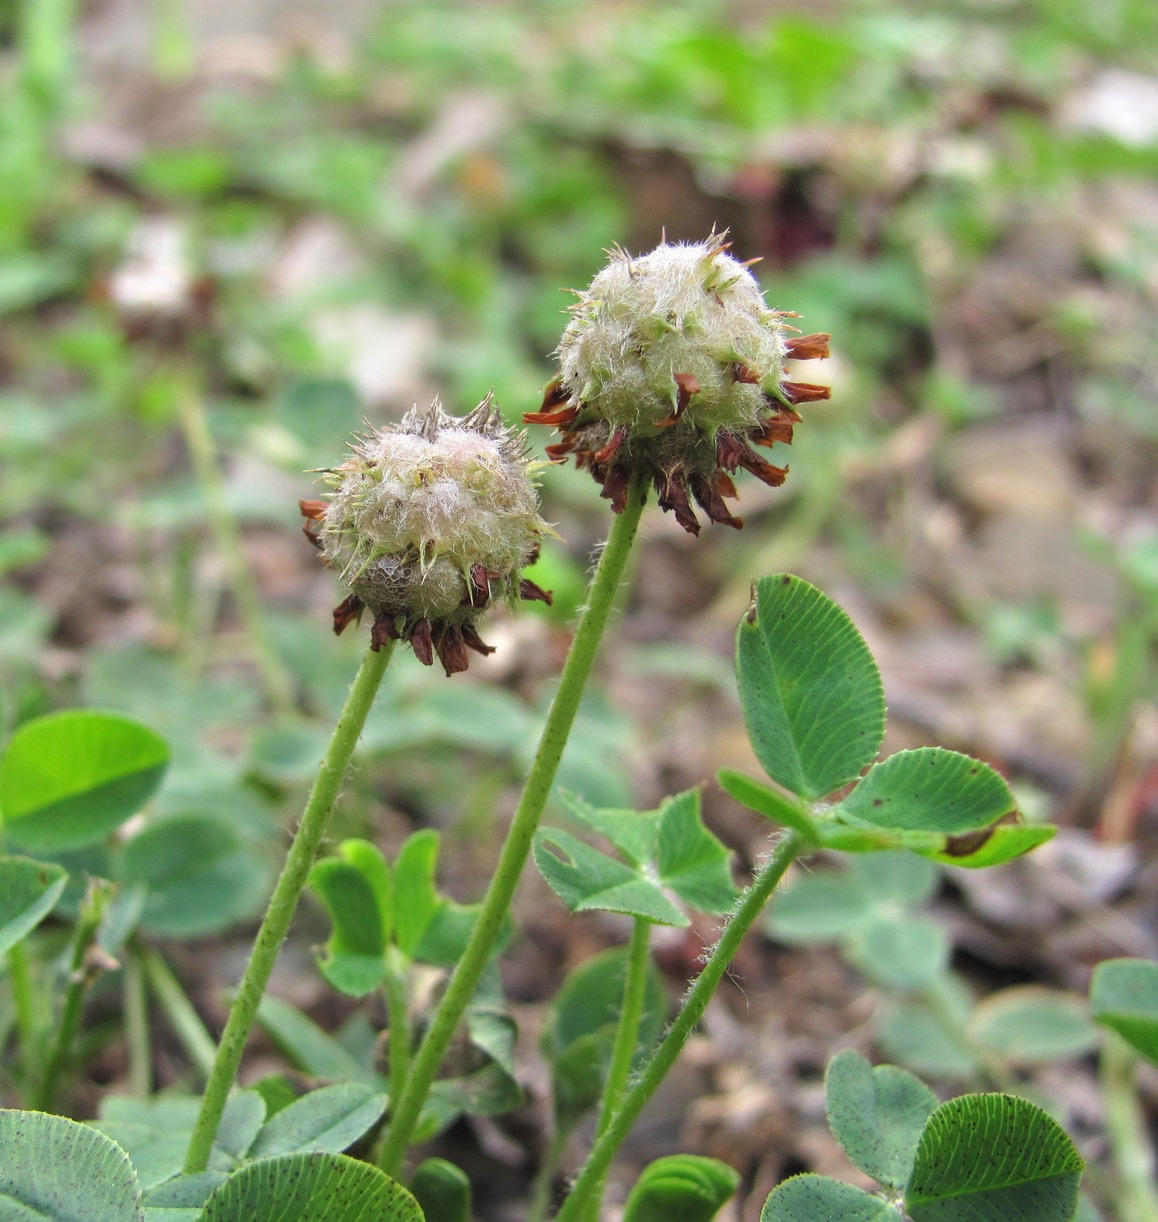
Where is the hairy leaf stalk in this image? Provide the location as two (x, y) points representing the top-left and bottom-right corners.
(554, 833), (803, 1222)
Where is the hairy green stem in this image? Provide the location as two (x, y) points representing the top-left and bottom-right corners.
(6, 942), (40, 1089)
(175, 371), (296, 715)
(1101, 1033), (1158, 1222)
(384, 949), (413, 1110)
(377, 479), (648, 1176)
(580, 918), (653, 1222)
(143, 945), (218, 1080)
(555, 833), (803, 1222)
(124, 945), (152, 1097)
(31, 878), (115, 1112)
(184, 642), (393, 1173)
(598, 920), (653, 1139)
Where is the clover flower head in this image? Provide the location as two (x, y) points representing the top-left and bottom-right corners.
(526, 232), (830, 533)
(301, 395), (552, 675)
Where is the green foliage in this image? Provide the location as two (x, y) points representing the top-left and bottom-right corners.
(409, 1158), (470, 1222)
(0, 1109), (144, 1221)
(309, 840), (392, 995)
(968, 988), (1098, 1066)
(304, 832), (523, 1137)
(534, 788), (737, 926)
(90, 1084), (389, 1215)
(725, 576), (1056, 869)
(262, 377), (364, 472)
(825, 1050), (938, 1190)
(309, 830), (505, 992)
(764, 1053), (1084, 1222)
(120, 814), (272, 938)
(736, 574), (885, 801)
(0, 709), (169, 852)
(762, 1175), (898, 1221)
(246, 1084), (388, 1159)
(542, 946), (666, 1129)
(622, 1154), (741, 1222)
(1090, 959), (1158, 1064)
(198, 1154), (421, 1221)
(0, 854), (67, 953)
(768, 851), (946, 989)
(906, 1094), (1084, 1220)
(768, 854), (1096, 1078)
(256, 997), (383, 1089)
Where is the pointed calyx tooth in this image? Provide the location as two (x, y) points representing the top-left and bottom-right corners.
(303, 396), (553, 674)
(669, 372), (701, 422)
(730, 362), (761, 384)
(524, 230), (830, 534)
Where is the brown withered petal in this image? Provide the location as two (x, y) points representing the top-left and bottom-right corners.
(410, 618), (435, 667)
(781, 381), (832, 404)
(370, 611), (396, 651)
(524, 404), (581, 427)
(300, 499), (327, 549)
(433, 626), (469, 676)
(785, 332), (831, 360)
(599, 463), (633, 513)
(594, 424), (629, 465)
(430, 622), (496, 676)
(751, 413), (799, 448)
(468, 562), (491, 607)
(715, 471), (739, 499)
(541, 376), (569, 409)
(691, 473), (743, 529)
(519, 578), (554, 605)
(735, 447), (789, 486)
(460, 622), (497, 657)
(333, 594), (364, 635)
(714, 431), (749, 473)
(657, 470), (701, 536)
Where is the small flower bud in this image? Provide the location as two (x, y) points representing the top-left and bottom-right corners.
(527, 232), (830, 534)
(302, 396), (552, 675)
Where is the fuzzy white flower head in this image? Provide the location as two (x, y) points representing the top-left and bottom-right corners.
(528, 232), (830, 534)
(559, 234), (789, 437)
(302, 395), (552, 674)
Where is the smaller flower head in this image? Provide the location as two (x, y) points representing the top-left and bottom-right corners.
(526, 232), (830, 533)
(302, 395), (552, 675)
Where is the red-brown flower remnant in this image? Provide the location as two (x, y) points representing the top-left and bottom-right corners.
(526, 233), (830, 534)
(301, 396), (552, 675)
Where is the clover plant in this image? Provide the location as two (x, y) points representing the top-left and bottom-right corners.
(0, 234), (1112, 1222)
